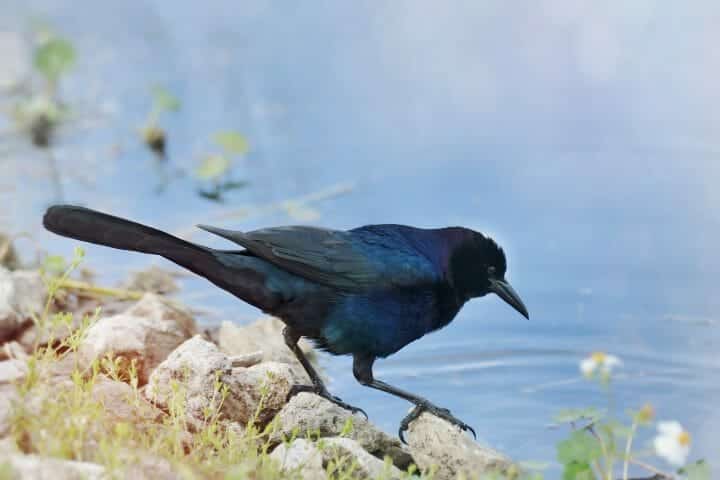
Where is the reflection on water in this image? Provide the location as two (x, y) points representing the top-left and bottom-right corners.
(2, 0), (720, 472)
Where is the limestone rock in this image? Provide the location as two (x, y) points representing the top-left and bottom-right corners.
(145, 335), (305, 428)
(323, 437), (403, 479)
(405, 412), (513, 479)
(0, 269), (44, 342)
(270, 438), (325, 479)
(270, 437), (404, 480)
(0, 454), (105, 480)
(230, 361), (307, 425)
(217, 317), (315, 368)
(0, 384), (19, 437)
(144, 335), (233, 427)
(79, 293), (196, 384)
(0, 359), (27, 384)
(269, 393), (413, 470)
(91, 376), (163, 423)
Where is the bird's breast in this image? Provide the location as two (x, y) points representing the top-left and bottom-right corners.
(317, 285), (460, 358)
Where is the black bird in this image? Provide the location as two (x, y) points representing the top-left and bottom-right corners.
(43, 205), (529, 441)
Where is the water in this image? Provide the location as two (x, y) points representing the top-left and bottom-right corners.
(2, 1), (719, 475)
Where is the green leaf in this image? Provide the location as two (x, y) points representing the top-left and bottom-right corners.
(152, 86), (181, 112)
(557, 431), (602, 464)
(34, 37), (75, 81)
(553, 408), (604, 425)
(43, 254), (66, 274)
(213, 131), (249, 155)
(562, 461), (593, 480)
(196, 154), (231, 180)
(680, 460), (711, 480)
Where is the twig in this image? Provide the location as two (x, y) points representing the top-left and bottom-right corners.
(175, 181), (355, 238)
(628, 459), (675, 480)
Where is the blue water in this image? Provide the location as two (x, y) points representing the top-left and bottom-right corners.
(2, 1), (719, 476)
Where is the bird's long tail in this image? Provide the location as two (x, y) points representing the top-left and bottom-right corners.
(43, 205), (290, 313)
(43, 205), (208, 261)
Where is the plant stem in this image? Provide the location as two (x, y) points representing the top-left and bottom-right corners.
(623, 421), (638, 480)
(56, 278), (146, 300)
(586, 424), (612, 480)
(629, 458), (675, 479)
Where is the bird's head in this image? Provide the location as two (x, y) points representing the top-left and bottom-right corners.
(448, 230), (529, 319)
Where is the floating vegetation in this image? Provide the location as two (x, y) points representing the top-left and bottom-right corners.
(10, 32), (75, 149)
(140, 86), (180, 159)
(195, 130), (250, 202)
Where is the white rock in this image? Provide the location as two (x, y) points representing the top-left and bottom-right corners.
(144, 335), (232, 427)
(145, 335), (305, 428)
(0, 359), (27, 384)
(79, 293), (196, 384)
(0, 384), (19, 437)
(230, 361), (307, 425)
(405, 412), (513, 479)
(91, 376), (162, 423)
(0, 269), (45, 342)
(323, 437), (403, 479)
(269, 393), (412, 469)
(217, 317), (315, 368)
(0, 454), (105, 480)
(270, 438), (325, 479)
(0, 341), (27, 362)
(270, 437), (404, 480)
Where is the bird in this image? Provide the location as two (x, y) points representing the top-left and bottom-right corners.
(43, 205), (529, 442)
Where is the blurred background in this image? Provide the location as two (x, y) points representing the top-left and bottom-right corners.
(1, 0), (718, 474)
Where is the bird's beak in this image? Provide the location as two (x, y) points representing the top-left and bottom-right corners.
(489, 278), (529, 319)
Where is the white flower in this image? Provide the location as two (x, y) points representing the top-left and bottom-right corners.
(580, 351), (622, 377)
(653, 421), (691, 467)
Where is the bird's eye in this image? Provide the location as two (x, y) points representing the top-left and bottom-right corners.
(487, 266), (496, 276)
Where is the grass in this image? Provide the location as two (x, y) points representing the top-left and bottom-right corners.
(1, 250), (415, 479)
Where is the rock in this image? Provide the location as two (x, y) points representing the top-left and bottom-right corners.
(269, 393), (413, 470)
(0, 233), (20, 270)
(270, 437), (404, 480)
(323, 437), (403, 479)
(230, 361), (307, 425)
(0, 454), (105, 480)
(79, 293), (196, 384)
(145, 336), (304, 428)
(217, 317), (315, 368)
(122, 266), (179, 295)
(0, 359), (27, 384)
(229, 352), (263, 368)
(0, 384), (20, 437)
(144, 335), (233, 428)
(0, 269), (45, 342)
(404, 412), (513, 479)
(0, 341), (27, 362)
(118, 451), (178, 480)
(270, 438), (325, 479)
(91, 376), (163, 423)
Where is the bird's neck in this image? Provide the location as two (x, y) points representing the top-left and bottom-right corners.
(430, 282), (466, 331)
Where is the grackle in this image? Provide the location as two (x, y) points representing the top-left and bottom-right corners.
(43, 205), (529, 441)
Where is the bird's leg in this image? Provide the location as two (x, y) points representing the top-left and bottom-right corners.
(283, 326), (367, 418)
(353, 354), (476, 444)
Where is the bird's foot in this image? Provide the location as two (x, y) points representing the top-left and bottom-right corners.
(286, 384), (368, 419)
(398, 402), (476, 444)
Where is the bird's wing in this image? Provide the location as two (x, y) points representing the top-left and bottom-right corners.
(197, 224), (438, 290)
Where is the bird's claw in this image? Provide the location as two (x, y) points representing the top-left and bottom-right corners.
(398, 402), (476, 444)
(286, 384), (368, 419)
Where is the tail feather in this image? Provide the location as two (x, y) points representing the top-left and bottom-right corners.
(43, 205), (224, 288)
(43, 205), (201, 257)
(43, 205), (285, 313)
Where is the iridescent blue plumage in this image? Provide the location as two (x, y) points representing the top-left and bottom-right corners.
(43, 205), (527, 441)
